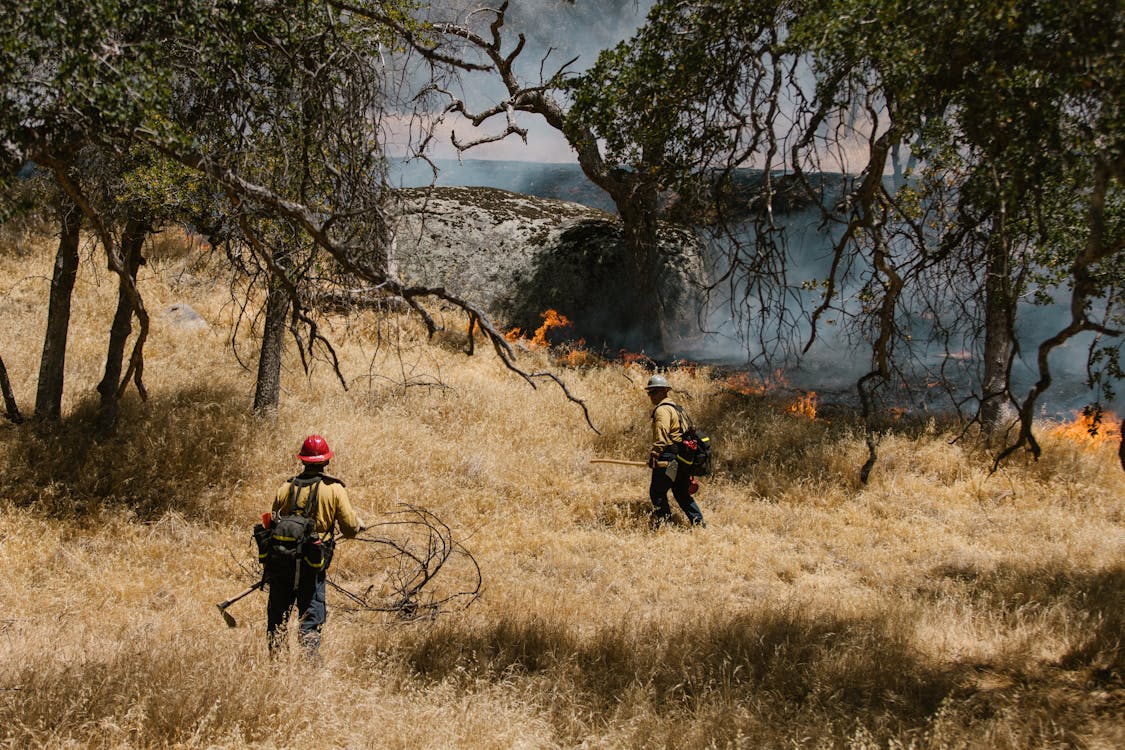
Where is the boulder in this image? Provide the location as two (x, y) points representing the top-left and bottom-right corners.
(162, 302), (209, 332)
(389, 186), (708, 353)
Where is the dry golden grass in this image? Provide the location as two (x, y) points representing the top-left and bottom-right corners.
(0, 231), (1122, 749)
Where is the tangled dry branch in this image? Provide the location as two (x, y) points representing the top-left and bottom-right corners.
(328, 505), (482, 620)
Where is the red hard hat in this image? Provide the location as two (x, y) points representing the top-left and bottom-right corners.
(297, 434), (334, 463)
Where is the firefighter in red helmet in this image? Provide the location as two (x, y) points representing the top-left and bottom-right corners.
(264, 434), (364, 661)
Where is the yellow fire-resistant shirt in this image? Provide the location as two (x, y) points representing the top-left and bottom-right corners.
(651, 397), (686, 454)
(273, 471), (363, 539)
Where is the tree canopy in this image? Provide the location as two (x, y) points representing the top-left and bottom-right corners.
(785, 0), (1123, 465)
(1, 0), (1121, 468)
(2, 0), (603, 431)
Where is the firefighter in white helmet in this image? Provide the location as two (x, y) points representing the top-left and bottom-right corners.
(645, 375), (706, 528)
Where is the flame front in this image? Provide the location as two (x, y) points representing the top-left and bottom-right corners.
(720, 369), (788, 396)
(787, 391), (818, 420)
(1048, 410), (1121, 447)
(506, 309), (574, 348)
(721, 370), (819, 420)
(531, 309), (572, 348)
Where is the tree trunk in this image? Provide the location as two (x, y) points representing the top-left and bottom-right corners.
(0, 354), (22, 423)
(95, 217), (147, 434)
(253, 272), (290, 414)
(610, 177), (669, 356)
(980, 232), (1014, 435)
(35, 201), (82, 421)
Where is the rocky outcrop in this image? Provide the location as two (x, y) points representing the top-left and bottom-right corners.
(161, 302), (209, 332)
(388, 186), (708, 353)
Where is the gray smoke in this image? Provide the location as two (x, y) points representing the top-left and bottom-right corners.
(390, 158), (1121, 419)
(385, 3), (1120, 420)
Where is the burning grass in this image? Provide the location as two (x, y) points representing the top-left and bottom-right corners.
(505, 307), (579, 349)
(0, 232), (1122, 748)
(1046, 409), (1122, 448)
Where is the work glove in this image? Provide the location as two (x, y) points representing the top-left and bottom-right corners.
(647, 451), (658, 469)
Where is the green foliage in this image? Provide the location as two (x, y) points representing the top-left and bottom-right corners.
(0, 0), (422, 425)
(118, 156), (207, 219)
(1, 1), (415, 173)
(786, 0), (1123, 426)
(0, 0), (424, 266)
(564, 0), (794, 193)
(792, 0), (1122, 242)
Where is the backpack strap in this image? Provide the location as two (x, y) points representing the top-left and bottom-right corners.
(653, 403), (692, 452)
(652, 402), (691, 432)
(671, 404), (693, 432)
(656, 403), (691, 437)
(284, 475), (323, 522)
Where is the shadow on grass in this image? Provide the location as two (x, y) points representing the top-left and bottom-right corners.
(406, 606), (947, 702)
(592, 496), (662, 530)
(925, 560), (1125, 680)
(0, 637), (292, 748)
(0, 383), (254, 520)
(395, 562), (1124, 745)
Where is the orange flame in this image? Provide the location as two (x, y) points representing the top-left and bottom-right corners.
(720, 369), (788, 397)
(531, 309), (572, 348)
(556, 340), (593, 367)
(505, 309), (575, 349)
(620, 350), (654, 368)
(1048, 410), (1121, 448)
(787, 391), (818, 420)
(721, 370), (819, 420)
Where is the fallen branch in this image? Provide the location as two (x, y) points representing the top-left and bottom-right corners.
(329, 504), (481, 620)
(221, 505), (481, 626)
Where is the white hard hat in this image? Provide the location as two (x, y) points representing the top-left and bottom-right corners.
(645, 374), (671, 391)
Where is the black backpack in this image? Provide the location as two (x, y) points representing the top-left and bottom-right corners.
(253, 476), (332, 574)
(671, 404), (713, 477)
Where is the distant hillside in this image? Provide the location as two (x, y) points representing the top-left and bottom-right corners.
(390, 158), (618, 214)
(388, 158), (848, 220)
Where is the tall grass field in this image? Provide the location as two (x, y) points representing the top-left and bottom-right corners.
(0, 229), (1121, 748)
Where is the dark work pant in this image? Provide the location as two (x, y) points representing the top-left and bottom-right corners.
(266, 562), (327, 657)
(649, 464), (704, 526)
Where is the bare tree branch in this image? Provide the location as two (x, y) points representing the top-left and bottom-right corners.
(146, 142), (600, 428)
(995, 156), (1124, 467)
